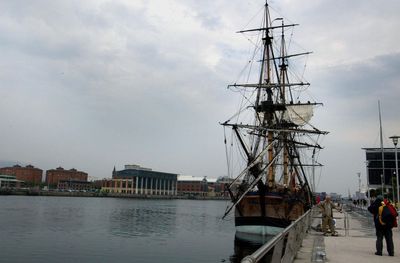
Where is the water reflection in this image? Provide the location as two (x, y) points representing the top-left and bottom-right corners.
(230, 233), (274, 263)
(109, 204), (177, 238)
(0, 197), (260, 263)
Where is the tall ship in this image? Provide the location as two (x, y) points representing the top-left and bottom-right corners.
(222, 1), (328, 237)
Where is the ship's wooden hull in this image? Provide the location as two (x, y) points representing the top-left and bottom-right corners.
(234, 194), (306, 236)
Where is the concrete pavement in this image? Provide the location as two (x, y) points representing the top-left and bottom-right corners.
(294, 207), (400, 262)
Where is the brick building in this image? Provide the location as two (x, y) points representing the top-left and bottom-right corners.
(177, 176), (235, 197)
(177, 175), (208, 196)
(57, 180), (94, 191)
(0, 165), (43, 186)
(46, 167), (88, 187)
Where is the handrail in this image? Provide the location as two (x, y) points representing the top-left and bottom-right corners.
(241, 209), (312, 263)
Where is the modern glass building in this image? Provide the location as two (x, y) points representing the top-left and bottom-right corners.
(364, 148), (400, 190)
(102, 164), (178, 195)
(0, 174), (24, 188)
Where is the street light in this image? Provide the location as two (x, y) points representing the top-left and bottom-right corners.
(392, 170), (396, 203)
(389, 135), (399, 208)
(365, 161), (371, 205)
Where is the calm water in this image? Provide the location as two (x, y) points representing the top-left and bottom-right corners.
(0, 196), (267, 263)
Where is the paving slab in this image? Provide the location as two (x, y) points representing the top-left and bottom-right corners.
(294, 207), (400, 262)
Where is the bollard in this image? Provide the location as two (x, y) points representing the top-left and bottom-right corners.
(311, 236), (326, 262)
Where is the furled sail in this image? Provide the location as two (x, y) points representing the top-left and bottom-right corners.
(284, 105), (314, 126)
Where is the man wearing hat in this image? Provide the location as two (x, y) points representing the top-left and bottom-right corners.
(317, 195), (341, 236)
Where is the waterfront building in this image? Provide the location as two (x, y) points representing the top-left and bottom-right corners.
(177, 175), (208, 196)
(101, 164), (178, 195)
(177, 176), (232, 197)
(214, 176), (237, 197)
(0, 165), (42, 186)
(364, 147), (400, 193)
(46, 167), (88, 187)
(92, 180), (104, 189)
(57, 180), (94, 192)
(0, 174), (24, 188)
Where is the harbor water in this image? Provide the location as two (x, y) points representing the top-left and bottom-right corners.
(0, 196), (270, 263)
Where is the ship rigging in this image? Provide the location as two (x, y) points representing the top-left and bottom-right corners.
(221, 1), (328, 236)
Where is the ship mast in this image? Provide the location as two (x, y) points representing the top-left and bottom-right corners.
(279, 19), (290, 187)
(258, 2), (275, 188)
(264, 5), (275, 188)
(221, 0), (328, 219)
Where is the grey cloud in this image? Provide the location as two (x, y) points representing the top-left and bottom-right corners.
(1, 0), (399, 193)
(313, 52), (400, 120)
(195, 11), (221, 30)
(309, 52), (400, 194)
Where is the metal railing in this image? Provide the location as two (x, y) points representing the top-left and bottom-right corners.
(312, 213), (348, 236)
(241, 209), (312, 263)
(240, 204), (380, 263)
(341, 205), (375, 237)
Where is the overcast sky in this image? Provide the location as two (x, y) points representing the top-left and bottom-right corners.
(1, 0), (399, 195)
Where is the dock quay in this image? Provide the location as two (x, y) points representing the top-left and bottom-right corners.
(294, 206), (399, 262)
(241, 205), (399, 262)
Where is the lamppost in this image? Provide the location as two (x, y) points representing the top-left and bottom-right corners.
(389, 135), (399, 208)
(381, 173), (384, 195)
(365, 161), (371, 205)
(392, 170), (396, 203)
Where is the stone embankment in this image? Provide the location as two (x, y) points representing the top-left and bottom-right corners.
(0, 188), (230, 200)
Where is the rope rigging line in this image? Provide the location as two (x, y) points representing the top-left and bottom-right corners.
(242, 5), (265, 30)
(223, 126), (231, 178)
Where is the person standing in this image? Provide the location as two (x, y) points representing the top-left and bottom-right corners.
(317, 195), (341, 236)
(368, 195), (396, 256)
(316, 195), (321, 204)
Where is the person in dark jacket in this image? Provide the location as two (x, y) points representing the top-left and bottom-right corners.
(368, 195), (395, 256)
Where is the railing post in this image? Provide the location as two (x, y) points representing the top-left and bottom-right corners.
(271, 238), (285, 263)
(346, 212), (350, 237)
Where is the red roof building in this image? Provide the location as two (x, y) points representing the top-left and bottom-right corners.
(0, 165), (43, 185)
(46, 167), (88, 187)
